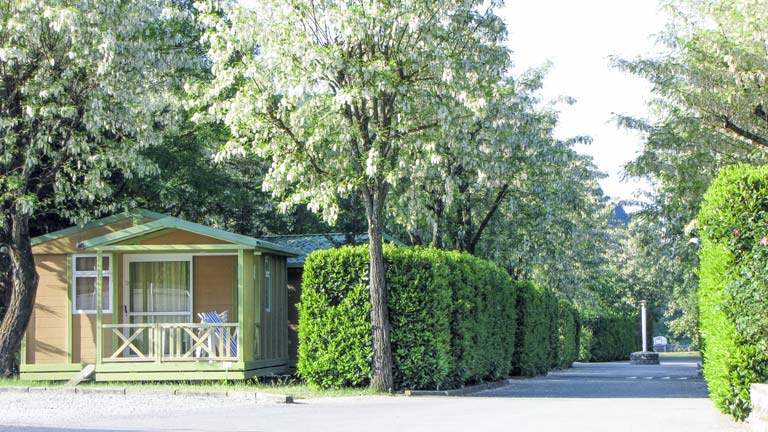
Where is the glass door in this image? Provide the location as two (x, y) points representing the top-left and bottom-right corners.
(123, 255), (193, 356)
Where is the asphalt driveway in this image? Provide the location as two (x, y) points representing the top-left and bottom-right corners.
(1, 354), (745, 432)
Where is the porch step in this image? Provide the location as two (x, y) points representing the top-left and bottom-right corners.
(66, 364), (96, 387)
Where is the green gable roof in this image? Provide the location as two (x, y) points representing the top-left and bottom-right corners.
(33, 209), (301, 257)
(31, 209), (166, 246)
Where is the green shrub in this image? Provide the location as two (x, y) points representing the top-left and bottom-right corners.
(697, 164), (768, 420)
(578, 310), (637, 362)
(297, 245), (517, 390)
(555, 297), (580, 369)
(513, 281), (555, 376)
(296, 247), (373, 388)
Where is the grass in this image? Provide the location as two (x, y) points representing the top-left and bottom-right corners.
(0, 376), (384, 399)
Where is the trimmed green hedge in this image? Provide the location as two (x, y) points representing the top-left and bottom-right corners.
(513, 281), (556, 376)
(297, 245), (518, 390)
(578, 310), (637, 362)
(555, 297), (580, 369)
(698, 164), (768, 420)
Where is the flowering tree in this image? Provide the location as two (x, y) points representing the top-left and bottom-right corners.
(193, 0), (510, 390)
(0, 0), (190, 375)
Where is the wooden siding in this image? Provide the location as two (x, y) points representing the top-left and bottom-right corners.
(255, 255), (288, 363)
(192, 256), (235, 320)
(73, 314), (113, 364)
(28, 254), (68, 364)
(286, 268), (302, 369)
(138, 229), (230, 246)
(31, 218), (149, 255)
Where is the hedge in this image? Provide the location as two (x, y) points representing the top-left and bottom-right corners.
(698, 164), (768, 420)
(555, 297), (580, 369)
(578, 310), (637, 362)
(513, 281), (556, 376)
(297, 245), (519, 390)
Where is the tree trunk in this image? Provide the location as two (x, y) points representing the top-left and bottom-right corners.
(0, 213), (39, 377)
(361, 184), (393, 392)
(431, 194), (444, 249)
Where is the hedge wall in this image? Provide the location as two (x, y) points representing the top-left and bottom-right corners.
(513, 281), (556, 376)
(555, 297), (580, 369)
(698, 164), (768, 420)
(578, 310), (637, 362)
(297, 245), (519, 390)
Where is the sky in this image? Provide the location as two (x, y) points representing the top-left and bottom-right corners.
(499, 0), (669, 203)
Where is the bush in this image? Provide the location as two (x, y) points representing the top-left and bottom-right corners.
(297, 245), (518, 390)
(445, 252), (517, 385)
(697, 164), (768, 420)
(555, 297), (580, 369)
(512, 281), (556, 376)
(578, 310), (637, 362)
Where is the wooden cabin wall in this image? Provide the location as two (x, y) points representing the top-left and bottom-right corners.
(192, 255), (235, 321)
(254, 255), (288, 363)
(286, 268), (302, 369)
(28, 255), (68, 364)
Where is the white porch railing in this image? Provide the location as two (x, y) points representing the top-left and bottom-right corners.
(102, 322), (239, 363)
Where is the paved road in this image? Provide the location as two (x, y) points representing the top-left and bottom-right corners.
(478, 355), (708, 398)
(2, 355), (746, 432)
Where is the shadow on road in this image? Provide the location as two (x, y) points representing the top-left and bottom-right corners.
(473, 355), (709, 399)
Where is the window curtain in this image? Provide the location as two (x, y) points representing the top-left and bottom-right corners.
(129, 261), (191, 316)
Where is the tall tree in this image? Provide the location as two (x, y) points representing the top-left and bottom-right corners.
(0, 0), (190, 375)
(611, 0), (768, 344)
(194, 0), (510, 390)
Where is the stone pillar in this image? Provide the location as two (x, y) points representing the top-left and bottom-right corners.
(640, 300), (647, 352)
(630, 299), (659, 365)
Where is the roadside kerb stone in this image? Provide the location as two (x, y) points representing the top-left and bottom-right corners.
(76, 387), (126, 395)
(0, 386), (29, 393)
(0, 386), (292, 403)
(255, 392), (294, 404)
(46, 387), (77, 394)
(404, 379), (512, 397)
(174, 389), (229, 398)
(124, 388), (174, 397)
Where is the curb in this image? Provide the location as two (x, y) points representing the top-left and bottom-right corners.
(0, 386), (293, 403)
(404, 379), (511, 397)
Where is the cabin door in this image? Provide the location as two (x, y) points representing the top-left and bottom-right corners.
(122, 254), (194, 325)
(121, 254), (194, 356)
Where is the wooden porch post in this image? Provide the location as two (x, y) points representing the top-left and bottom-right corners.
(66, 255), (73, 364)
(237, 250), (245, 363)
(96, 249), (103, 366)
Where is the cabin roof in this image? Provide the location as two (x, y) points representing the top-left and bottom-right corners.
(32, 209), (302, 257)
(264, 233), (403, 268)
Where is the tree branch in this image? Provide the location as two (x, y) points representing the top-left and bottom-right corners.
(721, 116), (768, 149)
(470, 183), (509, 253)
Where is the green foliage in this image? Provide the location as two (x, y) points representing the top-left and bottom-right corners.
(298, 245), (520, 390)
(296, 248), (373, 388)
(556, 298), (580, 369)
(443, 252), (517, 385)
(698, 164), (768, 420)
(578, 310), (637, 362)
(512, 282), (556, 376)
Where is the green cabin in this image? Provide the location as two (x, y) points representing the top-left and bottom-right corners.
(21, 209), (301, 382)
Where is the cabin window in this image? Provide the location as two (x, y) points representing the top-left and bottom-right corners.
(72, 254), (113, 314)
(265, 256), (271, 313)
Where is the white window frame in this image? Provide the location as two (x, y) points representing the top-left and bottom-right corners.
(72, 254), (113, 315)
(265, 256), (271, 313)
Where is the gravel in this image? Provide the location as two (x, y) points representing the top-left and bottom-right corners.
(0, 391), (255, 430)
